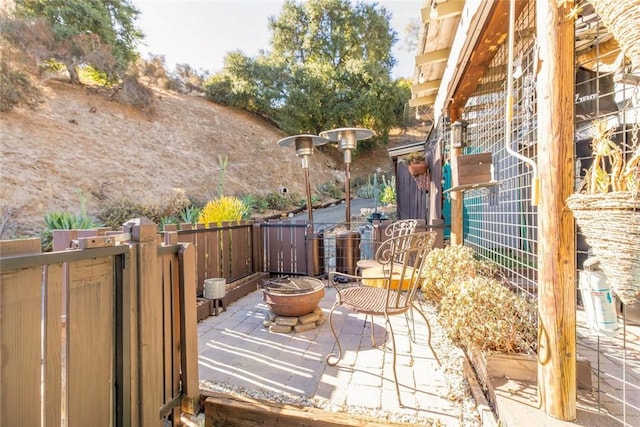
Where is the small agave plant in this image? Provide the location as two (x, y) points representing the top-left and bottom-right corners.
(179, 205), (202, 223)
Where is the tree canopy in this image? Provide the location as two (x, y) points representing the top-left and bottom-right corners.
(10, 0), (143, 84)
(204, 0), (410, 145)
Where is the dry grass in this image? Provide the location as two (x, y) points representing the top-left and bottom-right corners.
(0, 78), (426, 238)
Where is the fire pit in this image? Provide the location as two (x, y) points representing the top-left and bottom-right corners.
(262, 276), (325, 317)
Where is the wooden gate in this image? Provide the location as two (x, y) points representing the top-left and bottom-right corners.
(0, 218), (199, 427)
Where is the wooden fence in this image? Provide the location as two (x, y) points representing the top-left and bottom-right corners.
(0, 216), (436, 426)
(0, 218), (199, 427)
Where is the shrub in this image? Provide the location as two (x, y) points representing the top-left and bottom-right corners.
(41, 212), (102, 252)
(160, 216), (178, 226)
(264, 192), (299, 211)
(0, 63), (43, 112)
(439, 276), (538, 354)
(179, 205), (202, 223)
(97, 191), (190, 228)
(380, 174), (396, 205)
(114, 75), (155, 114)
(356, 184), (376, 198)
(316, 181), (343, 199)
(198, 196), (247, 226)
(421, 245), (478, 303)
(240, 193), (268, 216)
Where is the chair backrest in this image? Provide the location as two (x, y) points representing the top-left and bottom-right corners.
(361, 219), (418, 261)
(372, 219), (419, 265)
(382, 219), (418, 239)
(380, 231), (436, 310)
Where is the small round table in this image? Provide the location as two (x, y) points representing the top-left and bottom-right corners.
(361, 265), (415, 290)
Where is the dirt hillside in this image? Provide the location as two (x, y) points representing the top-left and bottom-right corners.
(0, 79), (425, 239)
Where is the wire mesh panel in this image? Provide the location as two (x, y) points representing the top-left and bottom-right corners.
(574, 2), (640, 424)
(425, 1), (639, 423)
(459, 1), (539, 299)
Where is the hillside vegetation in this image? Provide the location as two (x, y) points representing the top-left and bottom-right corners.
(0, 79), (425, 239)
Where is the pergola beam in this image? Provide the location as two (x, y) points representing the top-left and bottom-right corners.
(412, 79), (442, 94)
(409, 95), (437, 107)
(415, 48), (450, 66)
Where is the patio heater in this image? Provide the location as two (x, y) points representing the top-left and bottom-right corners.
(319, 127), (375, 228)
(277, 134), (329, 221)
(319, 127), (374, 276)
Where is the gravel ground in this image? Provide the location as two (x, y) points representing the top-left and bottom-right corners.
(200, 295), (482, 426)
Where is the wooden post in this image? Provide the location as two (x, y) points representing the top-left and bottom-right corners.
(124, 218), (163, 426)
(178, 243), (200, 414)
(449, 107), (464, 245)
(536, 0), (576, 420)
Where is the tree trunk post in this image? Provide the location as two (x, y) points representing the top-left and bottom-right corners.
(536, 0), (576, 420)
(449, 107), (464, 246)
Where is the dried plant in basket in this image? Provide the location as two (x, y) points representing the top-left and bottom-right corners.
(566, 119), (640, 305)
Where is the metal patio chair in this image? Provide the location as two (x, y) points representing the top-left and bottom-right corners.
(325, 231), (441, 406)
(357, 219), (420, 340)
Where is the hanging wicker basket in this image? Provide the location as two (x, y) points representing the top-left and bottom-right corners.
(588, 0), (640, 71)
(567, 192), (640, 305)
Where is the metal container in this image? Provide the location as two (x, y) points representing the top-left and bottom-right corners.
(306, 231), (324, 276)
(335, 230), (361, 276)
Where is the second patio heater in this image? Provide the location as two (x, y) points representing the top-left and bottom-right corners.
(320, 127), (374, 277)
(319, 127), (374, 228)
(277, 134), (329, 221)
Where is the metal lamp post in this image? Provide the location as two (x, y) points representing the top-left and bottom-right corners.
(319, 127), (374, 228)
(277, 134), (329, 221)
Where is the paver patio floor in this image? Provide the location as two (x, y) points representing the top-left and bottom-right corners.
(197, 284), (481, 426)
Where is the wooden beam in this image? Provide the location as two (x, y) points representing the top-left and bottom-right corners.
(536, 0), (576, 421)
(412, 79), (442, 93)
(415, 48), (450, 66)
(421, 1), (465, 22)
(409, 94), (437, 107)
(204, 392), (426, 427)
(448, 107), (464, 246)
(449, 0), (527, 114)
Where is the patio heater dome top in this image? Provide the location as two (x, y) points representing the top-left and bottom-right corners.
(277, 134), (329, 158)
(319, 127), (375, 151)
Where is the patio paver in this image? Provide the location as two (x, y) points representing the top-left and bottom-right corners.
(198, 284), (479, 426)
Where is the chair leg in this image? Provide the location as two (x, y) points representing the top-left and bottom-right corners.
(412, 303), (441, 366)
(325, 302), (343, 366)
(404, 310), (416, 343)
(385, 316), (404, 407)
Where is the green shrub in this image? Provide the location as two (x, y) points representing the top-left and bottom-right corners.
(356, 184), (375, 198)
(240, 193), (267, 217)
(316, 181), (343, 199)
(439, 276), (538, 354)
(179, 205), (202, 223)
(198, 196), (247, 225)
(41, 212), (102, 252)
(160, 216), (178, 226)
(264, 192), (299, 211)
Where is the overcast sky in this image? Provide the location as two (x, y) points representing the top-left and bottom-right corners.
(132, 0), (423, 79)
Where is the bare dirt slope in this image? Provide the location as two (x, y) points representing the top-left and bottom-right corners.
(0, 79), (425, 238)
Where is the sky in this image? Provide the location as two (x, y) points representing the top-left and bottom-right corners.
(131, 0), (423, 80)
